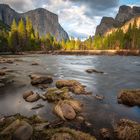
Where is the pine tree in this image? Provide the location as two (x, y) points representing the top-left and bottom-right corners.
(18, 18), (26, 50)
(8, 19), (19, 52)
(26, 17), (33, 36)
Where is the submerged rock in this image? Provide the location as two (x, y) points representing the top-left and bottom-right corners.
(76, 116), (85, 123)
(29, 74), (53, 85)
(56, 80), (87, 94)
(86, 69), (104, 74)
(0, 83), (5, 88)
(0, 70), (6, 76)
(31, 62), (39, 65)
(0, 58), (14, 64)
(44, 87), (71, 102)
(85, 121), (92, 127)
(31, 104), (44, 110)
(114, 119), (140, 140)
(34, 122), (50, 131)
(118, 89), (140, 106)
(100, 128), (111, 139)
(54, 100), (82, 120)
(95, 94), (104, 100)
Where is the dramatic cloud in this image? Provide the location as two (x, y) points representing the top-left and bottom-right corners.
(0, 0), (34, 12)
(67, 0), (119, 16)
(0, 0), (139, 38)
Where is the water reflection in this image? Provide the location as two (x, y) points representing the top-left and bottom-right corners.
(0, 54), (140, 138)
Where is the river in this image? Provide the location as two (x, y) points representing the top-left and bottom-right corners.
(0, 54), (140, 139)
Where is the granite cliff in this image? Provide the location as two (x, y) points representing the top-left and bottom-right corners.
(95, 5), (140, 36)
(0, 4), (69, 40)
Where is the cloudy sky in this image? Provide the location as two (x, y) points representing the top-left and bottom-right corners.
(0, 0), (140, 39)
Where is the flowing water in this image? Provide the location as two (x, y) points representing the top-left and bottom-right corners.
(0, 54), (140, 139)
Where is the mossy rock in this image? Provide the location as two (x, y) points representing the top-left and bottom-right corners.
(115, 119), (140, 140)
(118, 89), (140, 106)
(33, 127), (96, 140)
(56, 80), (86, 94)
(0, 114), (48, 140)
(44, 87), (71, 102)
(54, 100), (83, 120)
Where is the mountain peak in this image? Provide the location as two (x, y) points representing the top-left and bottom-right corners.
(0, 4), (69, 40)
(119, 5), (131, 12)
(95, 5), (140, 36)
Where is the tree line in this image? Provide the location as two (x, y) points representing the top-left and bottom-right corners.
(0, 18), (61, 52)
(0, 17), (140, 52)
(61, 18), (140, 50)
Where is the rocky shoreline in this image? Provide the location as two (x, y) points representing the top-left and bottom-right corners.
(0, 56), (140, 140)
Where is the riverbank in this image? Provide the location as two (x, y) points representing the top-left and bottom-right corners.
(1, 50), (140, 56)
(56, 50), (140, 56)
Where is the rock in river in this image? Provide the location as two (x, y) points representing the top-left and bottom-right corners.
(0, 70), (6, 76)
(114, 119), (140, 140)
(44, 87), (71, 102)
(29, 74), (53, 85)
(1, 119), (21, 135)
(54, 100), (82, 120)
(31, 62), (39, 65)
(25, 93), (40, 102)
(86, 69), (104, 74)
(12, 121), (33, 140)
(56, 80), (87, 94)
(23, 90), (40, 102)
(23, 91), (34, 99)
(100, 128), (111, 139)
(118, 89), (140, 106)
(1, 119), (33, 140)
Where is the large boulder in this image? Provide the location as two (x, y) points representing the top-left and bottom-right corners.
(44, 87), (71, 102)
(56, 80), (86, 94)
(114, 119), (140, 140)
(60, 103), (76, 120)
(118, 89), (140, 106)
(12, 122), (33, 140)
(54, 100), (82, 120)
(1, 119), (21, 135)
(1, 119), (33, 140)
(29, 74), (53, 85)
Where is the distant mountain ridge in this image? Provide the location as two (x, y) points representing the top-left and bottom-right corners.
(0, 4), (69, 40)
(105, 16), (140, 36)
(95, 5), (140, 36)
